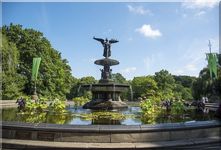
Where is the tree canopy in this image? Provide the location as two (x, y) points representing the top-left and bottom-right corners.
(1, 24), (73, 99)
(112, 73), (127, 84)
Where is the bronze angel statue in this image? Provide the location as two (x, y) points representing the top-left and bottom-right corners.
(93, 37), (118, 58)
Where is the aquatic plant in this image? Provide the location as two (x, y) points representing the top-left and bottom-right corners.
(25, 98), (47, 113)
(140, 91), (186, 124)
(140, 96), (163, 124)
(171, 100), (186, 115)
(17, 96), (67, 114)
(79, 111), (129, 121)
(48, 98), (66, 113)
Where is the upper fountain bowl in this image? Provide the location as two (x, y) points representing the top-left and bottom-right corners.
(94, 58), (119, 66)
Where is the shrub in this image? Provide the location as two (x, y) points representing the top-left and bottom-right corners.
(72, 96), (89, 107)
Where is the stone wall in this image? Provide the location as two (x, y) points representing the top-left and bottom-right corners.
(2, 120), (221, 143)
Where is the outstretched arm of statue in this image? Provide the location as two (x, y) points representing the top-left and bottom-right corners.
(93, 37), (104, 43)
(109, 39), (119, 44)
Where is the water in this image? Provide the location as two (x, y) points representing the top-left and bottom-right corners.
(1, 105), (218, 125)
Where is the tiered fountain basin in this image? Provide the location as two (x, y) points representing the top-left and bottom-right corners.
(82, 83), (130, 109)
(94, 58), (119, 66)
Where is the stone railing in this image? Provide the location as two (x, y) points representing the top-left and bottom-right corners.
(1, 120), (221, 143)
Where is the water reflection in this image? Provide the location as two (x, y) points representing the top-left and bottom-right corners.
(1, 106), (216, 125)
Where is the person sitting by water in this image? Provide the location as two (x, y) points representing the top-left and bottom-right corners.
(16, 97), (26, 111)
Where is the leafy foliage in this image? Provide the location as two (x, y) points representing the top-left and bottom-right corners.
(192, 67), (221, 101)
(80, 111), (127, 120)
(2, 24), (73, 99)
(173, 75), (197, 88)
(131, 70), (194, 101)
(1, 34), (26, 99)
(68, 76), (97, 99)
(171, 100), (185, 115)
(24, 97), (66, 113)
(139, 70), (188, 124)
(154, 70), (176, 100)
(48, 99), (66, 113)
(112, 73), (127, 84)
(140, 97), (162, 117)
(25, 98), (48, 113)
(131, 76), (158, 99)
(72, 96), (90, 107)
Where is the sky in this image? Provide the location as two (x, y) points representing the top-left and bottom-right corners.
(2, 1), (220, 80)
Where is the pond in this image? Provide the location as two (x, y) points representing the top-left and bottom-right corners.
(1, 105), (217, 125)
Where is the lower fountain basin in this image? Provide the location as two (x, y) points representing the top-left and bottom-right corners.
(1, 103), (221, 149)
(2, 120), (221, 149)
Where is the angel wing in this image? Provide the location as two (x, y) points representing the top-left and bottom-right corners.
(109, 39), (119, 44)
(93, 37), (104, 43)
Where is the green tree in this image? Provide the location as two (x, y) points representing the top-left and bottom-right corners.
(2, 24), (73, 99)
(173, 75), (197, 88)
(131, 76), (158, 99)
(66, 77), (79, 99)
(192, 68), (212, 99)
(192, 67), (221, 101)
(112, 73), (130, 100)
(174, 84), (193, 100)
(112, 73), (127, 84)
(154, 70), (175, 100)
(72, 76), (97, 98)
(1, 34), (26, 99)
(79, 76), (97, 85)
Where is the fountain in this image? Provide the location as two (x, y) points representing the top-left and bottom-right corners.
(82, 37), (129, 110)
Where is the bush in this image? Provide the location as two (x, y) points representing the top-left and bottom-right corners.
(48, 98), (66, 113)
(25, 98), (47, 113)
(140, 96), (162, 123)
(72, 96), (89, 107)
(19, 96), (66, 113)
(171, 100), (186, 115)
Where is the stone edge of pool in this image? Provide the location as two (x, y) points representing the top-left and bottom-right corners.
(1, 120), (221, 140)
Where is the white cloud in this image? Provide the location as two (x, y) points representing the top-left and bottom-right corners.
(182, 0), (219, 18)
(127, 5), (152, 15)
(182, 0), (219, 9)
(194, 10), (206, 16)
(135, 24), (162, 39)
(185, 64), (198, 71)
(121, 67), (137, 74)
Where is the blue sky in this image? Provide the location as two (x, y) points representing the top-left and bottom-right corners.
(2, 2), (220, 80)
